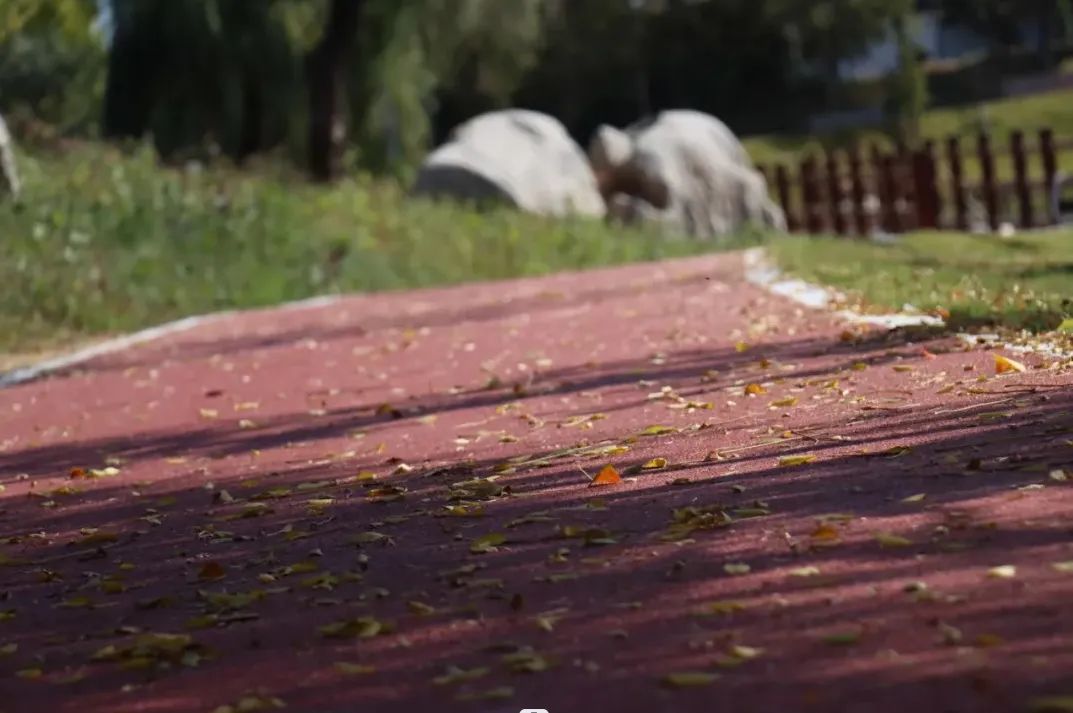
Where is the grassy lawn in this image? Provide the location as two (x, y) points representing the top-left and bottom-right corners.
(0, 142), (759, 358)
(770, 230), (1073, 332)
(743, 88), (1073, 171)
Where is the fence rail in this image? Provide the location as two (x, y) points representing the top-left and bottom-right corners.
(757, 128), (1073, 235)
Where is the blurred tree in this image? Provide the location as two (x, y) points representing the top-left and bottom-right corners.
(0, 0), (104, 134)
(307, 0), (362, 181)
(885, 11), (929, 143)
(941, 0), (1067, 65)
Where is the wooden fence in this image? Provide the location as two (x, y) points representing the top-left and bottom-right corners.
(757, 128), (1072, 235)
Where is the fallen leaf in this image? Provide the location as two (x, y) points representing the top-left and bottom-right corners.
(723, 563), (751, 575)
(1052, 561), (1073, 573)
(211, 695), (285, 713)
(822, 630), (861, 646)
(696, 600), (746, 616)
(198, 562), (226, 581)
(771, 396), (798, 408)
(641, 458), (668, 470)
(987, 565), (1017, 579)
(994, 354), (1027, 374)
(810, 523), (840, 542)
(433, 665), (490, 685)
(638, 425), (677, 437)
(779, 454), (816, 467)
(590, 464), (622, 487)
(745, 383), (767, 396)
(901, 493), (927, 503)
(319, 617), (388, 639)
(1030, 696), (1073, 712)
(334, 662), (376, 675)
(470, 533), (507, 554)
(663, 672), (718, 687)
(875, 532), (913, 548)
(788, 566), (821, 577)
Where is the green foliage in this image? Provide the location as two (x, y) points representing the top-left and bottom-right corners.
(0, 0), (104, 134)
(0, 141), (761, 353)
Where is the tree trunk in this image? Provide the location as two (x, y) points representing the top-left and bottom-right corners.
(102, 25), (156, 139)
(307, 0), (363, 181)
(237, 71), (263, 163)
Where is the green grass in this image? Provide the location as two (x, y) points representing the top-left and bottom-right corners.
(743, 88), (1073, 169)
(770, 230), (1073, 332)
(0, 142), (760, 356)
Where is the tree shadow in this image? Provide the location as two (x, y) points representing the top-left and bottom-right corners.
(3, 338), (1072, 712)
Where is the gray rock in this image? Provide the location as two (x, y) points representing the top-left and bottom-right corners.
(412, 110), (605, 218)
(0, 112), (20, 200)
(589, 110), (784, 238)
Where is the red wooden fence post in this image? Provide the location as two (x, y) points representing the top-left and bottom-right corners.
(896, 142), (915, 231)
(801, 156), (823, 233)
(870, 144), (892, 232)
(825, 150), (846, 234)
(774, 164), (797, 232)
(881, 153), (901, 232)
(1040, 128), (1058, 225)
(912, 140), (941, 229)
(1010, 130), (1033, 228)
(946, 136), (968, 230)
(847, 145), (868, 236)
(977, 132), (999, 231)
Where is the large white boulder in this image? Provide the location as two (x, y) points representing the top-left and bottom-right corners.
(0, 113), (20, 200)
(412, 110), (605, 218)
(589, 110), (784, 237)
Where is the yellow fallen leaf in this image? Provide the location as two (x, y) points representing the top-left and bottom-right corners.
(779, 454), (816, 467)
(663, 672), (718, 687)
(641, 458), (668, 470)
(723, 563), (751, 575)
(1030, 697), (1073, 713)
(901, 493), (926, 503)
(334, 662), (376, 675)
(892, 365), (914, 373)
(987, 565), (1017, 579)
(1052, 561), (1073, 573)
(875, 532), (913, 548)
(771, 396), (798, 408)
(470, 533), (506, 554)
(788, 565), (821, 577)
(994, 354), (1027, 374)
(696, 600), (746, 616)
(822, 630), (861, 646)
(745, 383), (767, 395)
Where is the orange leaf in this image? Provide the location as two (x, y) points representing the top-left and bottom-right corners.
(590, 465), (622, 487)
(744, 383), (767, 396)
(198, 561), (226, 581)
(810, 523), (840, 541)
(993, 354), (1026, 374)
